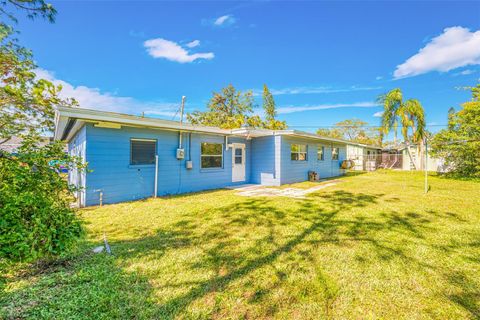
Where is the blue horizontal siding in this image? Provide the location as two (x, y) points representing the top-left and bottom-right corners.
(84, 124), (250, 206)
(280, 136), (346, 184)
(250, 136), (280, 185)
(81, 122), (349, 206)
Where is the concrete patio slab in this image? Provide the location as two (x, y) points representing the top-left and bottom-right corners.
(233, 180), (341, 199)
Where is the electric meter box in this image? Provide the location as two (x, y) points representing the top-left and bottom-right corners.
(176, 148), (185, 159)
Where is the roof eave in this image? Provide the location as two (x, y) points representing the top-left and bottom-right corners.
(55, 106), (232, 140)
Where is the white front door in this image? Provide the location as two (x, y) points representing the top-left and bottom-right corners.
(232, 144), (246, 182)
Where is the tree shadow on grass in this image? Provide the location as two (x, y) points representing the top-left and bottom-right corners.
(140, 190), (386, 318)
(446, 271), (480, 319)
(96, 189), (444, 318)
(3, 187), (474, 319)
(0, 251), (157, 319)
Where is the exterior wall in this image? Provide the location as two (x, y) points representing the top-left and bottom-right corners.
(84, 124), (250, 206)
(280, 136), (346, 184)
(363, 147), (381, 171)
(346, 144), (382, 171)
(346, 145), (364, 170)
(68, 125), (87, 207)
(250, 135), (280, 186)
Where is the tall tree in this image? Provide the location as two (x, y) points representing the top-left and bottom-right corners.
(316, 127), (343, 140)
(431, 83), (480, 177)
(0, 0), (76, 144)
(0, 0), (84, 261)
(262, 84), (287, 130)
(0, 0), (56, 22)
(448, 107), (456, 130)
(187, 84), (288, 130)
(378, 88), (426, 169)
(378, 88), (402, 143)
(316, 119), (381, 145)
(187, 84), (257, 129)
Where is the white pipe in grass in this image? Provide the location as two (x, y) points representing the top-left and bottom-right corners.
(154, 155), (158, 198)
(424, 139), (428, 194)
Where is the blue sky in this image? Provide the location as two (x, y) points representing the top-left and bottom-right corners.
(16, 1), (480, 132)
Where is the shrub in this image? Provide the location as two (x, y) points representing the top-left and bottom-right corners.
(0, 138), (84, 261)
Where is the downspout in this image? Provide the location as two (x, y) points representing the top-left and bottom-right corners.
(330, 142), (333, 177)
(189, 132), (192, 161)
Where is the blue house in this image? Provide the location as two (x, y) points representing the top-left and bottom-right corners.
(55, 107), (350, 207)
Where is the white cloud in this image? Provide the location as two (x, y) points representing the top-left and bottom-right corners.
(373, 111), (384, 117)
(375, 76), (383, 80)
(186, 40), (200, 48)
(252, 85), (381, 96)
(453, 69), (476, 76)
(276, 102), (379, 114)
(214, 15), (235, 26)
(35, 68), (180, 117)
(144, 38), (214, 63)
(394, 26), (480, 79)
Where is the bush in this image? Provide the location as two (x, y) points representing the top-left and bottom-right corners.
(431, 84), (480, 178)
(0, 138), (84, 261)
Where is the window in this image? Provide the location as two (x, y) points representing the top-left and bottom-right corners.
(201, 142), (223, 169)
(317, 146), (325, 161)
(332, 147), (339, 161)
(291, 144), (307, 161)
(130, 139), (156, 165)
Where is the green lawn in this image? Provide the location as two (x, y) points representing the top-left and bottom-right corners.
(2, 171), (480, 319)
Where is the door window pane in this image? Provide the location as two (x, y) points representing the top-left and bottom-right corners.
(234, 148), (243, 164)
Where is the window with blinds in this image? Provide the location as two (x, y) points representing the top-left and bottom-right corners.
(130, 139), (156, 165)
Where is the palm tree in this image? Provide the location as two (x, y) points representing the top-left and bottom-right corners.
(379, 88), (426, 170)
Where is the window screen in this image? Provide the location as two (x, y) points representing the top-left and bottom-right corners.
(130, 139), (156, 165)
(291, 144), (307, 161)
(201, 143), (223, 168)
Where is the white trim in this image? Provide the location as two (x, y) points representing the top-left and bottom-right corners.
(131, 138), (156, 142)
